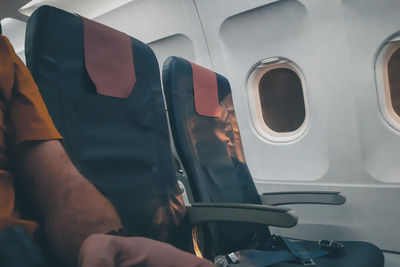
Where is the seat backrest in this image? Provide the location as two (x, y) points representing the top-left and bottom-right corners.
(25, 6), (186, 243)
(162, 56), (272, 255)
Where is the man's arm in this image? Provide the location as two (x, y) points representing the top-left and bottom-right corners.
(15, 140), (216, 267)
(15, 140), (123, 265)
(79, 234), (214, 267)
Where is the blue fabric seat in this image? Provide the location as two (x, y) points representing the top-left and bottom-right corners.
(162, 56), (384, 266)
(25, 6), (189, 247)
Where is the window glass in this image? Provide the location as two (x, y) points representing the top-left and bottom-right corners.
(258, 68), (305, 133)
(388, 48), (400, 117)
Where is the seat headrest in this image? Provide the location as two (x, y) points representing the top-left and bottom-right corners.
(81, 16), (136, 98)
(189, 61), (221, 118)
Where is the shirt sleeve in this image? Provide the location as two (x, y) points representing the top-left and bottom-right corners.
(1, 35), (62, 144)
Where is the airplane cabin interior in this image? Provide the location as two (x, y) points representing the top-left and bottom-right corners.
(0, 0), (399, 266)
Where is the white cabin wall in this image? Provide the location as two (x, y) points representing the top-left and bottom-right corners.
(1, 18), (26, 62)
(342, 0), (400, 184)
(197, 0), (330, 182)
(93, 0), (211, 69)
(194, 0), (400, 265)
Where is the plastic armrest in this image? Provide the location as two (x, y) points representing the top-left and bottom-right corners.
(260, 191), (346, 206)
(186, 202), (298, 228)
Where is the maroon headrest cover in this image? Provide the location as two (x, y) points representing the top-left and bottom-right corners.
(189, 61), (221, 118)
(81, 16), (136, 98)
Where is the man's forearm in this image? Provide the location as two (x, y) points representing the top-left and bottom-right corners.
(15, 140), (122, 265)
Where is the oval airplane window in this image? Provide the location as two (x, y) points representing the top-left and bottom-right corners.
(247, 57), (309, 142)
(376, 36), (400, 130)
(259, 68), (305, 132)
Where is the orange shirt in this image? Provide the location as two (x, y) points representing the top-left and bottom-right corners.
(0, 35), (62, 237)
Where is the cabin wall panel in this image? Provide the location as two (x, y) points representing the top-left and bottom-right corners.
(148, 34), (195, 68)
(94, 0), (211, 68)
(196, 0), (362, 183)
(195, 0), (400, 185)
(196, 0), (400, 259)
(341, 0), (400, 184)
(218, 0), (333, 182)
(1, 18), (26, 62)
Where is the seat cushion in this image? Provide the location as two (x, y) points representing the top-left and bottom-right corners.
(271, 241), (384, 267)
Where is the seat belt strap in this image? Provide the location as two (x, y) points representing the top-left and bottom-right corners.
(225, 249), (298, 267)
(216, 237), (337, 267)
(281, 237), (331, 265)
(223, 248), (330, 267)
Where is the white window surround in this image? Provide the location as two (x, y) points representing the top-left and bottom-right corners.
(246, 57), (310, 143)
(376, 35), (400, 131)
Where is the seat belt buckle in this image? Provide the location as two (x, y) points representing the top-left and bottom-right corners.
(301, 259), (316, 265)
(227, 252), (239, 264)
(214, 255), (229, 267)
(318, 240), (344, 250)
(213, 252), (239, 267)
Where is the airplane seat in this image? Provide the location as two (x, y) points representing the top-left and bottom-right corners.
(24, 5), (191, 249)
(162, 56), (384, 266)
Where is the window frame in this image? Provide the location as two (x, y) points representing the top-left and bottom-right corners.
(246, 57), (310, 143)
(376, 36), (400, 131)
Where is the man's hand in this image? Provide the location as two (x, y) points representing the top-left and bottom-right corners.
(79, 234), (215, 267)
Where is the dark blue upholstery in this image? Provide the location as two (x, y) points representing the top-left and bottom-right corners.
(25, 6), (186, 243)
(0, 227), (45, 266)
(163, 57), (272, 255)
(162, 56), (384, 266)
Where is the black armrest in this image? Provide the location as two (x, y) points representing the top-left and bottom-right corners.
(186, 202), (298, 228)
(260, 191), (346, 206)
